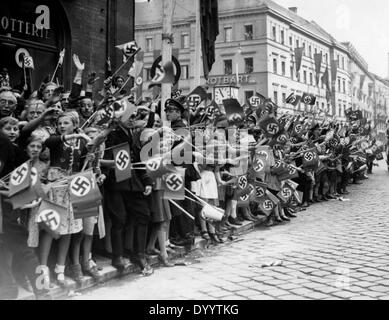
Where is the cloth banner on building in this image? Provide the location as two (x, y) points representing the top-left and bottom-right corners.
(294, 47), (304, 78)
(331, 60), (338, 85)
(314, 53), (322, 86)
(360, 74), (366, 90)
(129, 51), (144, 100)
(112, 143), (131, 182)
(200, 0), (219, 79)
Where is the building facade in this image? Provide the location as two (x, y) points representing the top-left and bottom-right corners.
(1, 0), (134, 92)
(135, 0), (389, 124)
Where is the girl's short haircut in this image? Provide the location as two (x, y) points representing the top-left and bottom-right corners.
(57, 111), (80, 128)
(0, 116), (19, 130)
(25, 135), (44, 146)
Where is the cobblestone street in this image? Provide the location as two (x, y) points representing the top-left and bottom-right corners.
(73, 163), (389, 300)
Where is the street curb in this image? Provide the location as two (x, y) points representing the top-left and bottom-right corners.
(17, 217), (267, 300)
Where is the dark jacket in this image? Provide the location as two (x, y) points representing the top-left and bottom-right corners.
(103, 126), (153, 192)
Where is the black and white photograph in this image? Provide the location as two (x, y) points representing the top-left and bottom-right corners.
(1, 0), (389, 307)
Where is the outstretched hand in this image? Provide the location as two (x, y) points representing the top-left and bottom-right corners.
(73, 54), (85, 71)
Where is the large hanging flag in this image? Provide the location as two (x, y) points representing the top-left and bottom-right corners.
(258, 115), (282, 138)
(112, 143), (131, 182)
(286, 93), (301, 107)
(186, 86), (208, 111)
(200, 0), (219, 79)
(162, 168), (185, 200)
(331, 60), (338, 85)
(321, 66), (331, 91)
(359, 74), (366, 90)
(68, 170), (103, 214)
(294, 47), (304, 79)
(314, 53), (322, 86)
(8, 161), (31, 197)
(36, 200), (67, 239)
(149, 61), (175, 85)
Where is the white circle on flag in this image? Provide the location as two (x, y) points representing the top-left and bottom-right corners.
(253, 158), (264, 172)
(146, 158), (161, 172)
(238, 176), (248, 189)
(115, 150), (130, 171)
(266, 123), (279, 135)
(304, 152), (314, 162)
(263, 200), (274, 210)
(15, 48), (30, 68)
(136, 76), (143, 86)
(165, 173), (183, 191)
(70, 176), (91, 197)
(38, 209), (60, 231)
(10, 163), (29, 186)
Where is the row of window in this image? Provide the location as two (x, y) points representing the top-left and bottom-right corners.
(270, 24), (348, 71)
(144, 33), (190, 52)
(223, 24), (253, 43)
(223, 58), (254, 75)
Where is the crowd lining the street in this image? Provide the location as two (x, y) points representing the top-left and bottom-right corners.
(0, 51), (387, 300)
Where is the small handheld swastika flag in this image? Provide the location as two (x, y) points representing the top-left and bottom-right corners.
(112, 143), (131, 182)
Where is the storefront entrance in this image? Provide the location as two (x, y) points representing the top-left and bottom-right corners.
(0, 0), (70, 91)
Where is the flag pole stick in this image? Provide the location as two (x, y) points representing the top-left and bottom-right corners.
(193, 0), (201, 88)
(168, 199), (195, 220)
(50, 61), (61, 83)
(161, 0), (174, 123)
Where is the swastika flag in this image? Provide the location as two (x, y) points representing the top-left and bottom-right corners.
(277, 183), (294, 204)
(36, 200), (67, 239)
(162, 168), (186, 200)
(302, 148), (319, 169)
(256, 194), (275, 216)
(8, 166), (46, 210)
(68, 169), (102, 211)
(258, 115), (282, 138)
(113, 143), (131, 182)
(8, 161), (32, 197)
(145, 157), (176, 181)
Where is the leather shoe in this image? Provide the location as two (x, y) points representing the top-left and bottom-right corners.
(112, 256), (131, 270)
